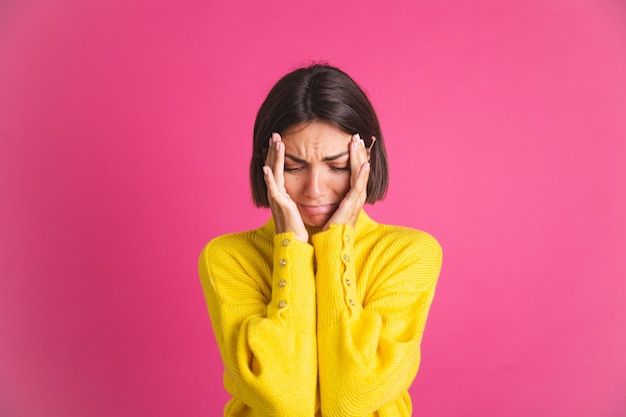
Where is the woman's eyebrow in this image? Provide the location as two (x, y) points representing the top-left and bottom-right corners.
(322, 151), (349, 162)
(285, 151), (349, 163)
(285, 154), (307, 164)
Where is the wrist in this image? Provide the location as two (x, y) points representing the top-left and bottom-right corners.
(294, 229), (309, 243)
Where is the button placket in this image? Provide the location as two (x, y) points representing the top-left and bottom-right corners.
(275, 235), (292, 314)
(340, 228), (357, 311)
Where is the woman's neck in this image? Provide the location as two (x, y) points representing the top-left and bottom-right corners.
(305, 224), (324, 237)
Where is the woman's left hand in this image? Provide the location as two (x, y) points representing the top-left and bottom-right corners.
(324, 133), (371, 230)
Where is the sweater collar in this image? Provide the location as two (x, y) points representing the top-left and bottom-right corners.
(258, 209), (377, 241)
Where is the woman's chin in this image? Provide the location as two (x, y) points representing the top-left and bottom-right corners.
(300, 211), (338, 229)
(302, 215), (330, 228)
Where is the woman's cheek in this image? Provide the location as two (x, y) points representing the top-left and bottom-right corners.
(333, 173), (351, 196)
(283, 175), (300, 197)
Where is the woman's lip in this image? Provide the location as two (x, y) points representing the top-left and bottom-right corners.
(298, 204), (336, 215)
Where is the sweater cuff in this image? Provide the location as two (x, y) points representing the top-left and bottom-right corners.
(267, 232), (316, 326)
(312, 224), (362, 329)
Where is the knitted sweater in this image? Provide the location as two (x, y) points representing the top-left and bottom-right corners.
(198, 211), (442, 417)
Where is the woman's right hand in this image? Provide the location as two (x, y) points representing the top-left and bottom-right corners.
(263, 133), (309, 243)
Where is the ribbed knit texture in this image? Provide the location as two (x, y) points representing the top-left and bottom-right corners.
(198, 211), (442, 417)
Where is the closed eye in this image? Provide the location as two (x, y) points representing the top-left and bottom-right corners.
(284, 166), (304, 173)
(330, 165), (350, 172)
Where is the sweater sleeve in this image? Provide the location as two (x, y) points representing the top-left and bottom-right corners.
(312, 224), (442, 417)
(198, 232), (318, 416)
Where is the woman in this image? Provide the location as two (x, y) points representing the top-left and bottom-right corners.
(199, 64), (442, 417)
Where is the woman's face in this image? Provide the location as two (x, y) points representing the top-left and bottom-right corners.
(281, 121), (352, 228)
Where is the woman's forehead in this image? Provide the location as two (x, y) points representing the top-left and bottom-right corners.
(282, 121), (351, 145)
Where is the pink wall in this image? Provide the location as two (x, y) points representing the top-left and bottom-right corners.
(1, 0), (625, 416)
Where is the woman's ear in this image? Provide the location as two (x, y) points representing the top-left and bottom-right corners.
(367, 136), (376, 161)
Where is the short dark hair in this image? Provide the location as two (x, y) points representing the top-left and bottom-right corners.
(250, 63), (389, 207)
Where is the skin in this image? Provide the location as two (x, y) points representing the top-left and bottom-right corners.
(263, 120), (372, 242)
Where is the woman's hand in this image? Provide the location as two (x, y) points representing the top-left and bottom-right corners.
(324, 133), (371, 230)
(263, 133), (309, 242)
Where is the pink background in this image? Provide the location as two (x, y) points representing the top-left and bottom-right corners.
(1, 0), (625, 416)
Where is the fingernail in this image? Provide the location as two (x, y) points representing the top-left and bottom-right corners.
(365, 162), (371, 170)
(263, 166), (269, 175)
(354, 133), (360, 142)
(360, 139), (366, 148)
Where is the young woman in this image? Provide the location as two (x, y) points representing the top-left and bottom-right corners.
(199, 64), (442, 417)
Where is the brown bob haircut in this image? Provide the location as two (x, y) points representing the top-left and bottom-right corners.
(250, 63), (389, 208)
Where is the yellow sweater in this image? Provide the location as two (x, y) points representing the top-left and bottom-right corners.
(199, 211), (442, 416)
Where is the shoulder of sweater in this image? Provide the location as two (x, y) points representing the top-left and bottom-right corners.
(365, 222), (441, 249)
(358, 223), (443, 270)
(200, 226), (272, 260)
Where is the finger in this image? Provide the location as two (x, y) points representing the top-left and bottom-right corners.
(264, 164), (282, 197)
(265, 133), (277, 167)
(263, 165), (277, 194)
(350, 133), (368, 188)
(273, 133), (285, 190)
(323, 161), (370, 230)
(335, 160), (370, 218)
(345, 161), (370, 205)
(349, 134), (360, 187)
(264, 164), (291, 207)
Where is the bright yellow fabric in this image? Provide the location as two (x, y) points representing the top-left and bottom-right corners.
(199, 211), (442, 416)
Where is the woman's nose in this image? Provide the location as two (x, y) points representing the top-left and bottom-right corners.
(303, 169), (326, 198)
